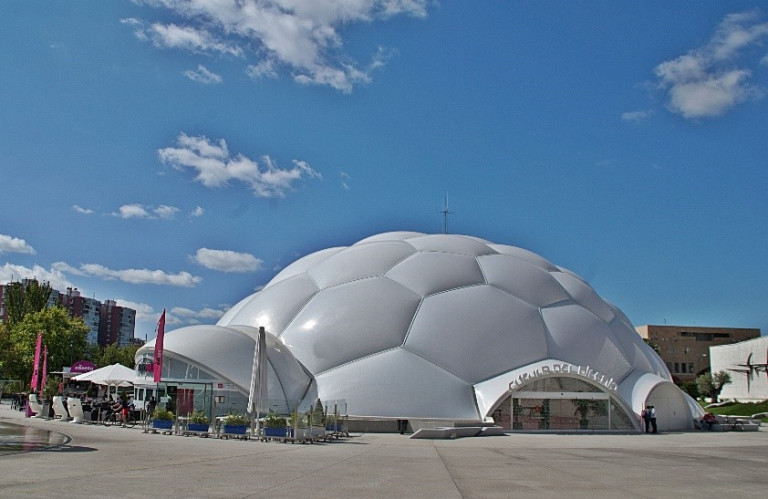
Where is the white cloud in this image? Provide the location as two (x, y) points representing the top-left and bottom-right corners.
(128, 0), (428, 92)
(184, 64), (223, 84)
(170, 305), (228, 321)
(340, 171), (351, 190)
(0, 263), (73, 291)
(621, 109), (654, 122)
(74, 263), (202, 287)
(159, 133), (321, 197)
(192, 247), (263, 272)
(191, 206), (204, 217)
(655, 10), (768, 118)
(111, 203), (180, 219)
(246, 60), (278, 80)
(0, 235), (35, 255)
(72, 205), (94, 215)
(154, 205), (179, 219)
(114, 204), (151, 219)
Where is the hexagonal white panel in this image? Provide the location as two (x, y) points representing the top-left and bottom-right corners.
(280, 277), (420, 374)
(219, 274), (318, 333)
(316, 348), (479, 420)
(407, 285), (547, 383)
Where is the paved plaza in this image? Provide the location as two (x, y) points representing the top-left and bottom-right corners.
(1, 403), (767, 498)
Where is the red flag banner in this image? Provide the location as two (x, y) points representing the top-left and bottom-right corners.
(153, 309), (166, 383)
(40, 346), (48, 396)
(30, 332), (42, 392)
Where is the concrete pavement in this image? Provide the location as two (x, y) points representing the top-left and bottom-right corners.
(1, 403), (767, 498)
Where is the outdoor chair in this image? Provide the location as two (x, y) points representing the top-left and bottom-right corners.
(52, 396), (69, 420)
(27, 394), (43, 417)
(67, 398), (85, 424)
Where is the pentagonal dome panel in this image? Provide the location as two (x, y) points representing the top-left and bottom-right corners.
(407, 234), (498, 256)
(487, 244), (559, 271)
(268, 247), (345, 286)
(281, 277), (421, 374)
(407, 285), (547, 383)
(316, 348), (479, 419)
(386, 252), (485, 297)
(550, 271), (615, 323)
(218, 274), (318, 332)
(307, 241), (416, 289)
(542, 303), (632, 381)
(477, 254), (570, 308)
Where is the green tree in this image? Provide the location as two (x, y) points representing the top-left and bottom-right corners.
(3, 307), (88, 388)
(3, 279), (52, 328)
(89, 342), (140, 369)
(696, 370), (732, 403)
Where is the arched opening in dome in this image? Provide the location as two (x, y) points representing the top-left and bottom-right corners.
(491, 374), (639, 432)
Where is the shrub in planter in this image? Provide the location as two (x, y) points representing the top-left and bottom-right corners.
(152, 408), (174, 429)
(264, 412), (287, 429)
(187, 409), (209, 432)
(223, 413), (249, 434)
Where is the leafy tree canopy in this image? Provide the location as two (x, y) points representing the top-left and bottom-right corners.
(1, 307), (88, 389)
(88, 342), (140, 369)
(3, 279), (52, 328)
(696, 370), (732, 403)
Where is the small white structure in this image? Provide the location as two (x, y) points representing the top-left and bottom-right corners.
(711, 336), (768, 402)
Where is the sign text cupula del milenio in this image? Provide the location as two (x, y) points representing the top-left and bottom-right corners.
(508, 363), (618, 391)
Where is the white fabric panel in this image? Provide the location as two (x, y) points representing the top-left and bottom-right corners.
(406, 234), (498, 256)
(220, 274), (318, 334)
(317, 349), (479, 420)
(478, 254), (570, 307)
(281, 277), (421, 374)
(138, 325), (315, 413)
(307, 241), (416, 289)
(487, 244), (559, 271)
(355, 231), (424, 244)
(407, 285), (547, 383)
(550, 271), (615, 323)
(217, 292), (256, 326)
(269, 247), (345, 286)
(386, 252), (485, 297)
(542, 303), (632, 382)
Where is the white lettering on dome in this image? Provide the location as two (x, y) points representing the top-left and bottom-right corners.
(508, 362), (617, 391)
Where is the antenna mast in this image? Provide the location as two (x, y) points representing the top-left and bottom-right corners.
(440, 193), (452, 234)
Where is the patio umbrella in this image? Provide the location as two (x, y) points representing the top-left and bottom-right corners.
(72, 363), (135, 398)
(247, 327), (269, 429)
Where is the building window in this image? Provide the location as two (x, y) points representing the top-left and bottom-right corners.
(689, 363), (695, 374)
(674, 363), (680, 373)
(681, 363), (687, 373)
(684, 347), (692, 354)
(668, 347), (676, 354)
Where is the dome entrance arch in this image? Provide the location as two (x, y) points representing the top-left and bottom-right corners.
(492, 375), (640, 432)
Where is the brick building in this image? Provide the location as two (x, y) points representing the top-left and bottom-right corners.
(635, 324), (761, 382)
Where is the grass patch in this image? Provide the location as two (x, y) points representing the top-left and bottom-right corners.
(702, 400), (768, 421)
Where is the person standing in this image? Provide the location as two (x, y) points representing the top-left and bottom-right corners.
(650, 406), (657, 433)
(642, 406), (650, 433)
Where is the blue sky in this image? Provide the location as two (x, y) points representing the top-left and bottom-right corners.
(2, 1), (768, 340)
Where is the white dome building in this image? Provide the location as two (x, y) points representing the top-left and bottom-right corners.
(138, 232), (701, 432)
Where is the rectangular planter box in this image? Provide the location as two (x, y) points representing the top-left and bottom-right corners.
(187, 423), (209, 432)
(223, 425), (248, 435)
(152, 420), (174, 430)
